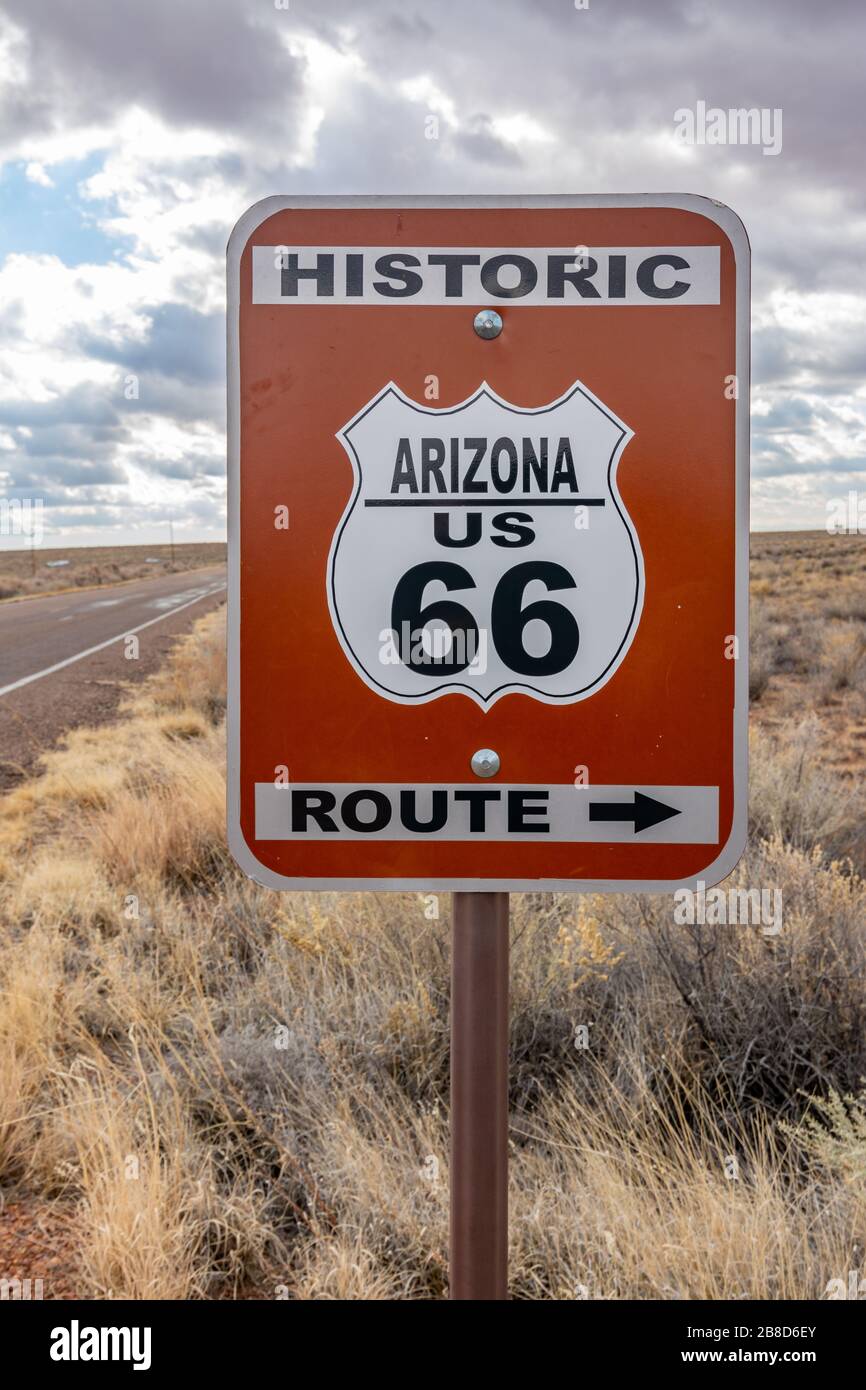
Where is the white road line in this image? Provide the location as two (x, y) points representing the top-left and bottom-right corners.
(0, 584), (226, 699)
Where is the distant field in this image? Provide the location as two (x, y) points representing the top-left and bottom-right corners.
(749, 529), (866, 779)
(0, 542), (226, 601)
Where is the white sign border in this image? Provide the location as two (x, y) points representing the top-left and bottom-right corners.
(227, 194), (750, 894)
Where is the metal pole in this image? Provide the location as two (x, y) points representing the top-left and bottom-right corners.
(450, 891), (509, 1300)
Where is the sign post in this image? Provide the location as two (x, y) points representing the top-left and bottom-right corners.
(450, 891), (509, 1300)
(227, 194), (749, 1299)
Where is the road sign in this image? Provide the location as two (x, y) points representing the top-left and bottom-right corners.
(227, 195), (749, 892)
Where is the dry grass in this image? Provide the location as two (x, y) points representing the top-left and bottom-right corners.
(0, 535), (865, 1300)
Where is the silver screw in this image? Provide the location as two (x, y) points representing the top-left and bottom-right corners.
(473, 309), (503, 339)
(471, 748), (501, 778)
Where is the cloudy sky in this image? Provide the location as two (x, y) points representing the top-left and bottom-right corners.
(0, 0), (863, 547)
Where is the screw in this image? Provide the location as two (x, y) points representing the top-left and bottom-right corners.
(471, 748), (501, 778)
(473, 310), (503, 339)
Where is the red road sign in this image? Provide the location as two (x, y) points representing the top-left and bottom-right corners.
(227, 195), (749, 891)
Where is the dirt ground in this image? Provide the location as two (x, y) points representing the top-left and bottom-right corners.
(0, 1196), (79, 1300)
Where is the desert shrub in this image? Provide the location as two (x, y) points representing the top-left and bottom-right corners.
(812, 624), (866, 702)
(787, 1089), (866, 1186)
(748, 717), (866, 866)
(749, 600), (784, 699)
(623, 841), (866, 1121)
(505, 835), (866, 1131)
(826, 592), (866, 623)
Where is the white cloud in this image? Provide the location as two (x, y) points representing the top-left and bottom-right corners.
(490, 114), (553, 146)
(24, 160), (53, 186)
(398, 76), (459, 128)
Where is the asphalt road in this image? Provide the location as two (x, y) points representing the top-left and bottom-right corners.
(0, 565), (226, 789)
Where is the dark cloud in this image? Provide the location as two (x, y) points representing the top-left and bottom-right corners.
(82, 304), (223, 386)
(0, 385), (121, 430)
(6, 459), (128, 490)
(114, 378), (225, 431)
(158, 456), (224, 481)
(455, 116), (524, 168)
(753, 453), (866, 480)
(0, 0), (306, 141)
(753, 398), (820, 432)
(753, 336), (866, 394)
(10, 423), (126, 460)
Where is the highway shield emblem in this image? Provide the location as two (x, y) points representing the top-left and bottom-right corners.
(327, 380), (644, 706)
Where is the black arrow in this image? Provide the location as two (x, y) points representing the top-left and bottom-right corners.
(588, 791), (682, 835)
